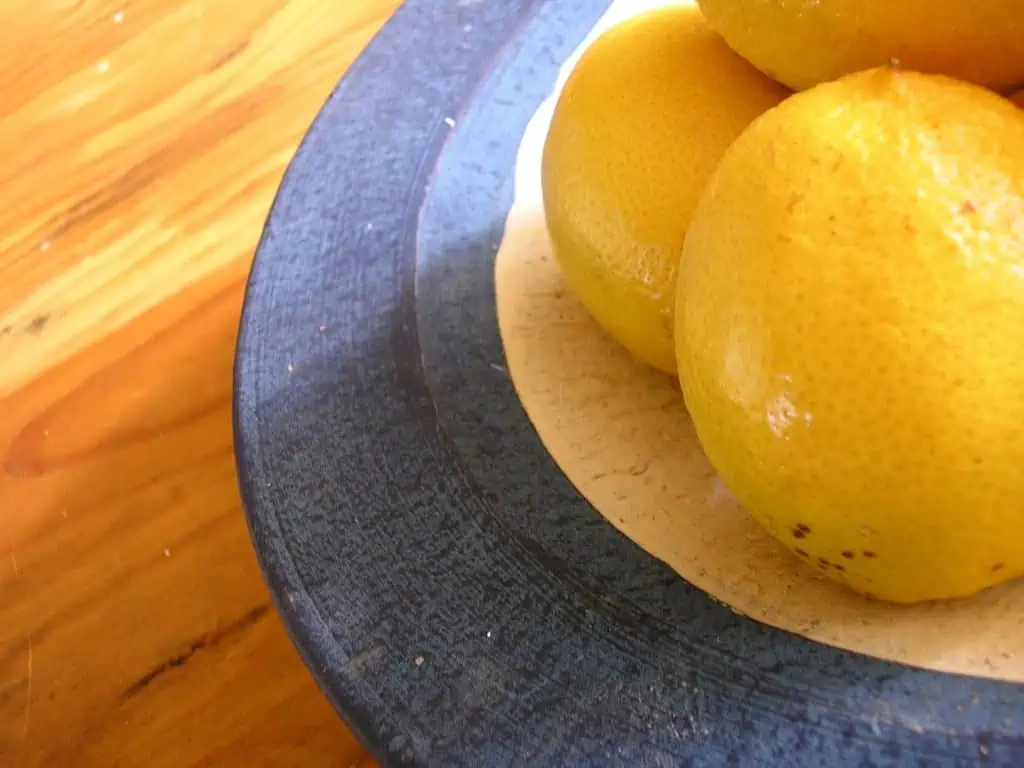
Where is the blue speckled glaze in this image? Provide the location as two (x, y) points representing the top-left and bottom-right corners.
(233, 0), (1024, 765)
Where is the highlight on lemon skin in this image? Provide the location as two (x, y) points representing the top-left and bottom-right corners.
(540, 3), (789, 374)
(674, 65), (1024, 604)
(696, 0), (1024, 93)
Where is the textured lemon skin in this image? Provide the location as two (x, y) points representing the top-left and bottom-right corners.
(697, 0), (1024, 93)
(541, 4), (789, 374)
(675, 67), (1024, 604)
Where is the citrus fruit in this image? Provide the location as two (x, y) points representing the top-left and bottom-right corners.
(541, 3), (789, 374)
(675, 66), (1024, 604)
(696, 0), (1024, 93)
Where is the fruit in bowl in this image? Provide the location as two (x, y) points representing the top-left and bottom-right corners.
(675, 66), (1024, 603)
(696, 0), (1024, 93)
(541, 4), (788, 374)
(542, 1), (1024, 604)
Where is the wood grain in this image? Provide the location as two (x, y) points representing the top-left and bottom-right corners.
(0, 1), (400, 765)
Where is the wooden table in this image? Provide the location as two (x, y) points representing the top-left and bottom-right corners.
(0, 2), (400, 764)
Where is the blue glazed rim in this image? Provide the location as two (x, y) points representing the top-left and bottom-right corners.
(233, 0), (1024, 765)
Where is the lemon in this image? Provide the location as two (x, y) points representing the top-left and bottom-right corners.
(697, 0), (1024, 93)
(675, 67), (1024, 604)
(541, 4), (788, 374)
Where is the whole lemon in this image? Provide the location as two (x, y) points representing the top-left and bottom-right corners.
(675, 67), (1024, 604)
(697, 0), (1024, 93)
(541, 3), (789, 374)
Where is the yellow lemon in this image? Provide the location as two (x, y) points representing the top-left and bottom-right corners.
(697, 0), (1024, 93)
(675, 67), (1024, 604)
(541, 3), (789, 373)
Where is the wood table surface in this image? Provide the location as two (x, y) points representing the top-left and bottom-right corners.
(0, 1), (402, 765)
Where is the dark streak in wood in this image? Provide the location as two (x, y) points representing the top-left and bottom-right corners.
(39, 89), (279, 245)
(211, 38), (251, 71)
(0, 500), (239, 671)
(120, 604), (270, 700)
(26, 313), (50, 334)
